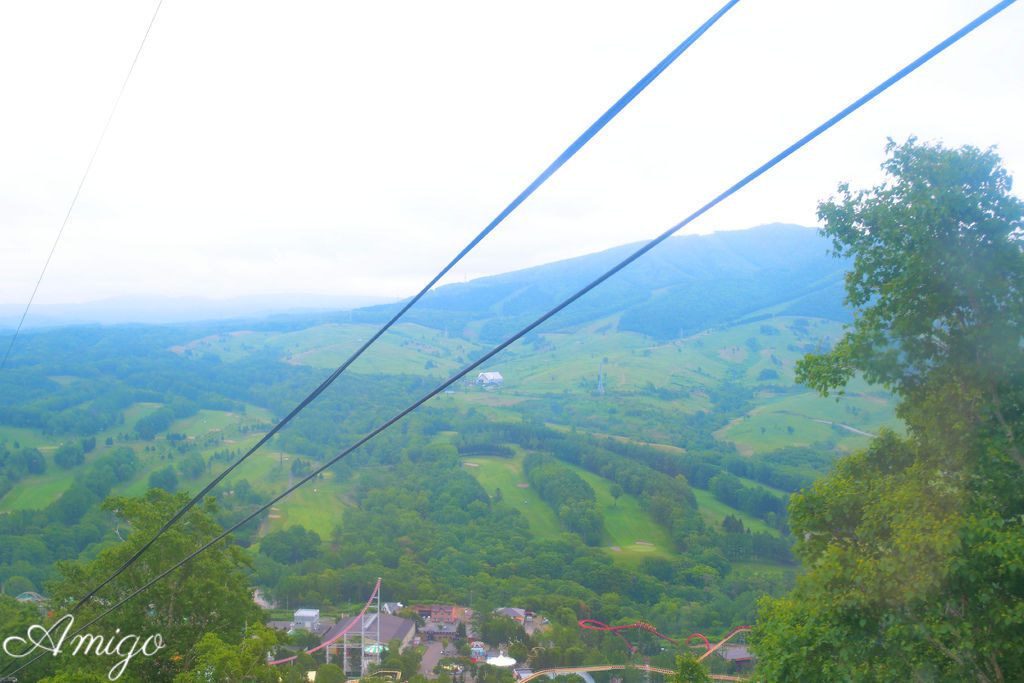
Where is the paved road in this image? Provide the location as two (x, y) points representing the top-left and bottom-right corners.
(419, 641), (443, 678)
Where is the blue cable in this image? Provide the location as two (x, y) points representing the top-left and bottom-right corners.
(65, 0), (744, 615)
(7, 0), (1016, 677)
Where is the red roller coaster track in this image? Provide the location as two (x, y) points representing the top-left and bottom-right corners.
(578, 619), (684, 653)
(268, 577), (382, 666)
(578, 620), (749, 659)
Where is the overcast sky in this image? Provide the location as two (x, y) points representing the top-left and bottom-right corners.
(1, 0), (1021, 306)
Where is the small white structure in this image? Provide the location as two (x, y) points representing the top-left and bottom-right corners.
(486, 654), (517, 667)
(476, 371), (504, 386)
(382, 601), (404, 615)
(293, 608), (320, 632)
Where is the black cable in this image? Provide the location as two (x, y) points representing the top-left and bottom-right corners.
(0, 1), (165, 373)
(66, 0), (743, 613)
(7, 2), (1014, 678)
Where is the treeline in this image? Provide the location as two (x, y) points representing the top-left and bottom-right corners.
(498, 387), (745, 453)
(0, 382), (133, 436)
(0, 444), (46, 498)
(0, 324), (310, 439)
(523, 453), (602, 545)
(272, 374), (441, 461)
(719, 450), (822, 493)
(0, 447), (141, 592)
(709, 473), (787, 521)
(437, 415), (796, 559)
(594, 438), (806, 526)
(249, 429), (794, 639)
(135, 398), (199, 439)
(454, 437), (515, 458)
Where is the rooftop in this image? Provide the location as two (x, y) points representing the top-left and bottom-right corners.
(321, 613), (416, 647)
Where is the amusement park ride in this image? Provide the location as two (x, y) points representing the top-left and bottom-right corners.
(265, 578), (749, 681)
(578, 619), (751, 662)
(267, 577), (385, 674)
(506, 620), (753, 683)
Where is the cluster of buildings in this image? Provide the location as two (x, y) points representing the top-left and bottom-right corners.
(267, 602), (531, 676)
(267, 602), (746, 677)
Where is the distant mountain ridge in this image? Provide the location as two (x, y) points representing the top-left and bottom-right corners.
(2, 224), (846, 335)
(0, 293), (398, 329)
(355, 223), (849, 340)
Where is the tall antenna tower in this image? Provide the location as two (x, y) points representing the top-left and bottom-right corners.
(597, 360), (605, 395)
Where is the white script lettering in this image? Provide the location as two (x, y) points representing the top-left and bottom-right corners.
(2, 614), (165, 680)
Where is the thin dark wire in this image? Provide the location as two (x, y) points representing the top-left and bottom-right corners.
(8, 3), (1013, 677)
(67, 0), (743, 612)
(0, 0), (165, 373)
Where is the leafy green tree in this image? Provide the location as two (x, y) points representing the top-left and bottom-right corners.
(608, 483), (624, 505)
(20, 446), (46, 475)
(173, 624), (279, 682)
(148, 465), (178, 493)
(752, 140), (1024, 681)
(259, 525), (321, 564)
(50, 484), (99, 526)
(42, 489), (265, 681)
(672, 652), (710, 683)
(0, 592), (42, 637)
(315, 662), (345, 682)
(180, 452), (206, 480)
(295, 651), (317, 671)
(53, 442), (84, 469)
(720, 514), (744, 534)
(2, 575), (35, 596)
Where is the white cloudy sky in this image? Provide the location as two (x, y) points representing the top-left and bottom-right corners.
(1, 0), (1021, 305)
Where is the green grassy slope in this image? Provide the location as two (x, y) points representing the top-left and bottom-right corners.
(462, 450), (677, 565)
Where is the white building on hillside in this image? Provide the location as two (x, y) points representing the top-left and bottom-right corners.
(476, 371), (503, 386)
(293, 608), (320, 632)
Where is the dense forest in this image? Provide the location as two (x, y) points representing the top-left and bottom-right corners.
(0, 293), (816, 679)
(8, 149), (1017, 683)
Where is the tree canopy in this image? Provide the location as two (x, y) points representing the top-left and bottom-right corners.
(752, 140), (1024, 681)
(39, 489), (265, 681)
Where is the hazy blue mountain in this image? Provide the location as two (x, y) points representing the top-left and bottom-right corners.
(355, 223), (849, 340)
(2, 224), (845, 336)
(0, 293), (398, 330)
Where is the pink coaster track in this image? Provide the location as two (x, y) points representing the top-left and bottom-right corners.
(578, 619), (749, 658)
(269, 577), (382, 666)
(578, 619), (683, 653)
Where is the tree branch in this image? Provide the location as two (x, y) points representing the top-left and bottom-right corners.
(905, 609), (991, 683)
(990, 387), (1024, 472)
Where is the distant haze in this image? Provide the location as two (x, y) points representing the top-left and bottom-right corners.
(2, 2), (1021, 308)
(0, 293), (397, 329)
(2, 223), (837, 330)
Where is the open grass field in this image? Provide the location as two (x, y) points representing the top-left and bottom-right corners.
(0, 401), (166, 452)
(693, 488), (778, 536)
(717, 387), (900, 455)
(163, 315), (898, 464)
(0, 470), (76, 510)
(174, 322), (491, 377)
(0, 424), (55, 449)
(447, 316), (897, 464)
(118, 402), (165, 432)
(0, 403), (286, 512)
(730, 560), (797, 585)
(169, 409), (247, 438)
(569, 466), (675, 560)
(259, 468), (354, 536)
(462, 450), (678, 563)
(732, 474), (790, 498)
(462, 453), (562, 539)
(0, 311), (896, 547)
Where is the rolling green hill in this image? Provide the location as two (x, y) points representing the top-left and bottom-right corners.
(353, 223), (851, 340)
(0, 224), (897, 630)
